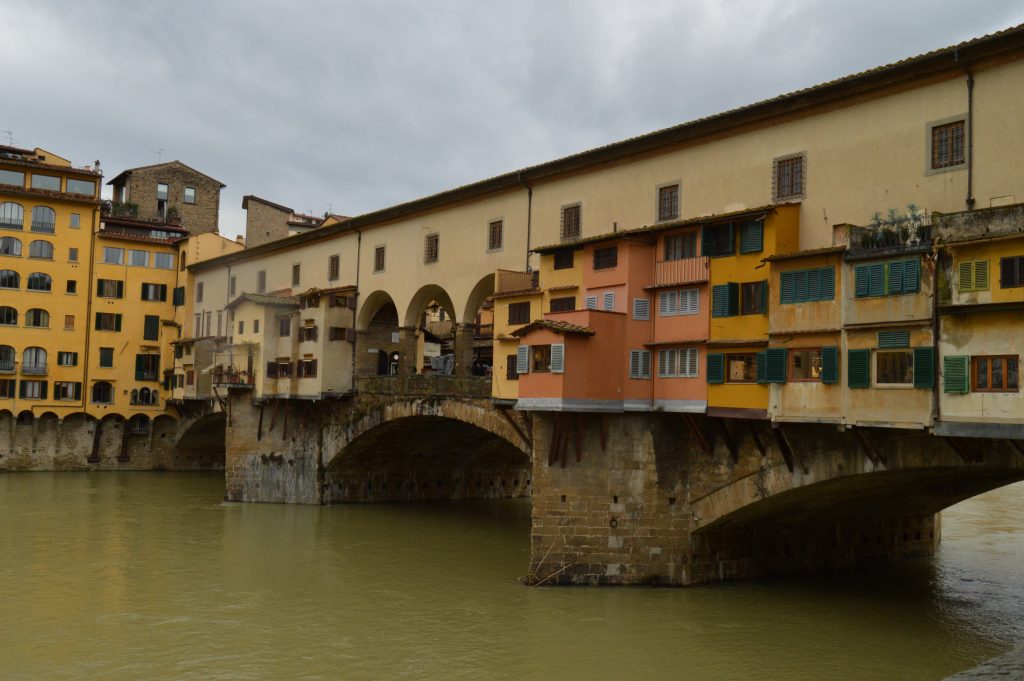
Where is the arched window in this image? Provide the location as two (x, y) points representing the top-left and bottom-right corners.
(92, 381), (113, 404)
(30, 206), (55, 233)
(0, 202), (24, 230)
(0, 345), (14, 371)
(140, 387), (151, 405)
(0, 307), (17, 325)
(26, 272), (52, 292)
(150, 390), (159, 405)
(131, 389), (139, 404)
(0, 237), (22, 256)
(0, 269), (19, 288)
(22, 347), (46, 373)
(28, 240), (53, 259)
(25, 308), (49, 327)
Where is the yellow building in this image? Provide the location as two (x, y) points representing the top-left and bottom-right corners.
(0, 146), (100, 419)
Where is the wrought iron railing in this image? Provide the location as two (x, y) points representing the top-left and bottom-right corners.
(22, 364), (47, 375)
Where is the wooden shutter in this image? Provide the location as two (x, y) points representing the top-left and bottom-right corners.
(958, 261), (974, 291)
(780, 271), (795, 304)
(943, 355), (969, 394)
(73, 382), (82, 400)
(632, 298), (650, 320)
(888, 260), (904, 294)
(902, 259), (920, 293)
(727, 282), (739, 316)
(641, 351), (651, 378)
(878, 330), (910, 348)
(1000, 256), (1022, 288)
(820, 346), (838, 384)
(756, 351), (768, 383)
(974, 260), (989, 290)
(585, 295), (597, 310)
(516, 345), (530, 375)
(913, 347), (934, 388)
(266, 362), (278, 378)
(550, 344), (564, 373)
(684, 348), (698, 377)
(39, 381), (47, 400)
(681, 289), (699, 314)
(173, 286), (185, 306)
(739, 221), (763, 254)
(854, 265), (869, 298)
(700, 225), (715, 257)
(819, 267), (835, 300)
(765, 348), (788, 383)
(629, 350), (641, 378)
(868, 263), (885, 297)
(711, 285), (728, 317)
(657, 350), (670, 377)
(658, 291), (673, 316)
(848, 349), (871, 388)
(794, 270), (809, 302)
(135, 355), (146, 381)
(706, 353), (724, 384)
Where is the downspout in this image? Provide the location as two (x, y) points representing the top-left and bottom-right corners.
(965, 72), (975, 211)
(519, 173), (533, 272)
(352, 229), (362, 392)
(931, 248), (941, 426)
(81, 205), (100, 411)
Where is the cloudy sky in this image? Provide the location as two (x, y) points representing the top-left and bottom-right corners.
(3, 1), (1021, 237)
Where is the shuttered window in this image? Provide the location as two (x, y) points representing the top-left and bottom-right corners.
(757, 347), (788, 384)
(706, 353), (724, 384)
(820, 346), (839, 384)
(593, 247), (618, 270)
(854, 259), (920, 298)
(913, 347), (935, 389)
(877, 330), (910, 348)
(780, 267), (835, 303)
(172, 286), (185, 306)
(632, 298), (650, 320)
(549, 344), (565, 373)
(701, 223), (734, 257)
(515, 345), (530, 375)
(847, 349), (871, 388)
(661, 289), (699, 316)
(943, 355), (969, 394)
(550, 296), (575, 313)
(659, 290), (679, 316)
(507, 302), (530, 325)
(738, 221), (764, 254)
(999, 255), (1024, 288)
(958, 260), (989, 292)
(143, 315), (160, 341)
(711, 283), (739, 317)
(740, 281), (767, 315)
(629, 350), (651, 379)
(658, 348), (698, 378)
(602, 291), (615, 312)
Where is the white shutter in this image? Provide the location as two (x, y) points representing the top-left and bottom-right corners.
(685, 348), (698, 377)
(668, 290), (680, 315)
(658, 291), (671, 317)
(657, 350), (669, 377)
(640, 350), (651, 378)
(629, 350), (641, 378)
(516, 345), (530, 374)
(550, 343), (564, 373)
(602, 291), (615, 311)
(667, 349), (678, 376)
(681, 289), (699, 315)
(585, 295), (597, 310)
(632, 298), (650, 320)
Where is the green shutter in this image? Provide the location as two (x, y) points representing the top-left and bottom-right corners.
(820, 346), (838, 384)
(878, 330), (910, 348)
(765, 348), (787, 383)
(818, 267), (835, 300)
(39, 381), (47, 400)
(903, 259), (920, 293)
(135, 355), (146, 381)
(888, 260), (904, 294)
(116, 280), (124, 298)
(159, 284), (168, 301)
(974, 260), (990, 290)
(756, 350), (768, 383)
(711, 285), (730, 317)
(868, 263), (885, 297)
(706, 353), (724, 384)
(943, 355), (969, 394)
(172, 286), (185, 306)
(73, 382), (82, 400)
(913, 347), (935, 388)
(727, 282), (739, 316)
(114, 314), (122, 332)
(958, 261), (974, 292)
(759, 280), (768, 313)
(795, 270), (809, 301)
(855, 265), (870, 298)
(739, 221), (763, 254)
(848, 349), (871, 388)
(144, 315), (159, 341)
(780, 271), (795, 304)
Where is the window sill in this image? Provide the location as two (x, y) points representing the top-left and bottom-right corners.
(873, 383), (916, 389)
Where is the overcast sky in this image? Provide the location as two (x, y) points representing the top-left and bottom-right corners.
(3, 1), (1021, 237)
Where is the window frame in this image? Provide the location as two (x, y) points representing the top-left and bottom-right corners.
(487, 219), (503, 252)
(592, 246), (618, 271)
(789, 347), (823, 382)
(560, 203), (582, 241)
(531, 345), (552, 373)
(725, 352), (758, 384)
(663, 231), (697, 261)
(926, 115), (967, 175)
(772, 152), (806, 202)
(971, 355), (1019, 393)
(507, 301), (530, 325)
(553, 248), (574, 270)
(875, 349), (915, 386)
(656, 182), (680, 223)
(423, 233), (439, 264)
(374, 245), (386, 273)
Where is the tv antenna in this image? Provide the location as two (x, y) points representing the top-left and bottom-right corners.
(1, 130), (13, 146)
(150, 148), (165, 163)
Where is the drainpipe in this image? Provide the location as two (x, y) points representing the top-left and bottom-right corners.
(931, 249), (941, 427)
(965, 72), (975, 211)
(352, 229), (362, 391)
(81, 205), (100, 411)
(519, 173), (533, 272)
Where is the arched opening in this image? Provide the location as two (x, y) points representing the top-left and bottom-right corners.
(323, 414), (531, 503)
(404, 285), (458, 375)
(462, 274), (496, 377)
(356, 291), (402, 377)
(171, 412), (226, 470)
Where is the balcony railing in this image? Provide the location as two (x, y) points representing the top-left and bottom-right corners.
(496, 269), (535, 294)
(22, 364), (47, 375)
(654, 256), (709, 287)
(0, 360), (14, 373)
(846, 214), (932, 258)
(212, 369), (256, 387)
(356, 374), (491, 398)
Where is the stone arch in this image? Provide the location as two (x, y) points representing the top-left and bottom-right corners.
(462, 273), (495, 327)
(403, 284), (457, 328)
(356, 290), (398, 331)
(171, 411), (226, 470)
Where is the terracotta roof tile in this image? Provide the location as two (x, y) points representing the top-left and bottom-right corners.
(511, 319), (595, 337)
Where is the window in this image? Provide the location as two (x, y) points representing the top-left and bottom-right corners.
(129, 249), (149, 267)
(701, 223), (734, 257)
(854, 259), (921, 297)
(553, 248), (574, 270)
(172, 286), (185, 306)
(28, 240), (53, 259)
(195, 281), (204, 303)
(629, 349), (652, 379)
(877, 350), (913, 384)
(135, 354), (160, 381)
(22, 347), (47, 373)
(292, 263), (301, 286)
(780, 267), (835, 303)
(69, 213), (80, 228)
(253, 319), (260, 334)
(424, 233), (439, 263)
(153, 253), (173, 269)
(217, 311), (223, 336)
(68, 247), (78, 262)
(92, 381), (113, 404)
(31, 174), (60, 191)
(584, 295), (597, 310)
(141, 283), (167, 302)
(67, 178), (96, 196)
(66, 280), (76, 294)
(1000, 255), (1024, 288)
(238, 320), (245, 335)
(550, 296), (575, 313)
(972, 356), (1019, 392)
(664, 232), (697, 261)
(0, 236), (21, 255)
(506, 354), (519, 380)
(298, 325), (318, 342)
(773, 152), (805, 201)
(25, 309), (48, 327)
(257, 270), (266, 293)
(143, 315), (160, 341)
(0, 378), (14, 397)
(0, 202), (24, 230)
(740, 281), (767, 315)
(930, 119), (965, 170)
(508, 301), (530, 325)
(658, 288), (699, 316)
(658, 348), (698, 378)
(103, 247), (124, 264)
(790, 348), (823, 381)
(96, 279), (124, 299)
(0, 307), (16, 325)
(297, 359), (318, 378)
(180, 252), (187, 270)
(0, 269), (17, 288)
(0, 170), (24, 187)
(532, 345), (552, 372)
(726, 353), (757, 383)
(632, 298), (650, 320)
(602, 291), (615, 312)
(156, 183), (169, 217)
(328, 254), (340, 281)
(26, 272), (51, 291)
(30, 206), (55, 233)
(95, 313), (122, 332)
(279, 317), (291, 337)
(99, 347), (114, 368)
(228, 275), (237, 297)
(657, 184), (680, 222)
(957, 259), (989, 292)
(0, 346), (17, 371)
(58, 351), (78, 367)
(560, 203), (581, 240)
(738, 221), (763, 254)
(184, 186), (196, 204)
(593, 246), (617, 270)
(20, 380), (46, 400)
(711, 283), (739, 317)
(374, 246), (386, 273)
(54, 381), (81, 401)
(64, 314), (74, 330)
(488, 220), (503, 251)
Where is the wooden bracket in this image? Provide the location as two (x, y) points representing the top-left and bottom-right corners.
(1007, 439), (1024, 460)
(944, 436), (980, 464)
(715, 418), (739, 463)
(574, 415), (583, 463)
(682, 413), (712, 456)
(268, 399), (281, 433)
(548, 414), (562, 467)
(600, 414), (608, 451)
(747, 420), (766, 457)
(772, 425), (802, 474)
(257, 401), (265, 441)
(853, 427), (885, 466)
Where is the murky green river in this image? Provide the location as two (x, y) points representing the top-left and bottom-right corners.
(1, 473), (1021, 680)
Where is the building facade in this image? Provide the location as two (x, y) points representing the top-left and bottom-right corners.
(108, 160), (225, 234)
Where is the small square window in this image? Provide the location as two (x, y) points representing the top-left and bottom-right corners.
(292, 263), (301, 287)
(424, 233), (439, 263)
(184, 187), (196, 204)
(726, 353), (757, 383)
(488, 220), (503, 251)
(64, 315), (75, 330)
(328, 255), (340, 281)
(69, 247), (78, 262)
(553, 248), (574, 270)
(99, 347), (114, 368)
(374, 246), (386, 273)
(657, 184), (679, 222)
(66, 280), (77, 294)
(773, 153), (805, 202)
(931, 120), (965, 170)
(876, 350), (913, 385)
(257, 270), (266, 293)
(561, 204), (581, 240)
(69, 213), (81, 228)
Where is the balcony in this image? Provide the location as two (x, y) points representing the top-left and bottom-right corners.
(22, 364), (47, 375)
(653, 256), (709, 287)
(0, 360), (14, 373)
(212, 369), (256, 387)
(496, 269), (536, 294)
(845, 212), (932, 260)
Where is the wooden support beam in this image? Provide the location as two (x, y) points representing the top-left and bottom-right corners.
(600, 414), (608, 451)
(281, 401), (289, 441)
(715, 418), (738, 463)
(746, 420), (766, 457)
(852, 427), (884, 466)
(772, 425), (796, 474)
(944, 436), (979, 464)
(268, 399), (280, 433)
(548, 414), (562, 466)
(257, 402), (265, 441)
(682, 413), (712, 456)
(573, 415), (583, 463)
(560, 414), (571, 468)
(1008, 439), (1024, 460)
(521, 412), (533, 444)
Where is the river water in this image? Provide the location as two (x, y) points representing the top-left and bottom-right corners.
(1, 473), (1021, 681)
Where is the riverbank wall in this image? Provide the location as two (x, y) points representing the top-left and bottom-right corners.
(943, 644), (1024, 680)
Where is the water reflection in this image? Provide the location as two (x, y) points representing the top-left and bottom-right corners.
(0, 473), (1020, 680)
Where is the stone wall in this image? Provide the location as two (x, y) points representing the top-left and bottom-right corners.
(244, 199), (291, 249)
(124, 162), (221, 234)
